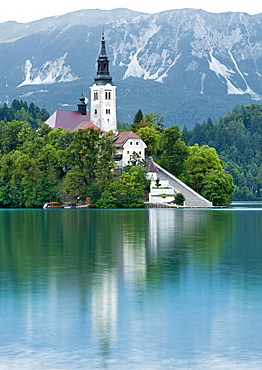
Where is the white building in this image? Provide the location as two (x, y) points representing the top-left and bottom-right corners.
(90, 33), (117, 133)
(114, 131), (147, 167)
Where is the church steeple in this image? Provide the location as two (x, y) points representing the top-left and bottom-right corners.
(90, 32), (117, 133)
(94, 33), (113, 85)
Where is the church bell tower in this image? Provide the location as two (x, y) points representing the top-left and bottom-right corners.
(90, 33), (117, 133)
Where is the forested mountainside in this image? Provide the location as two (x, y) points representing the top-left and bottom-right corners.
(1, 8), (262, 127)
(186, 104), (262, 200)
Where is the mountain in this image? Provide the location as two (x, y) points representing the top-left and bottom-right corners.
(1, 8), (262, 128)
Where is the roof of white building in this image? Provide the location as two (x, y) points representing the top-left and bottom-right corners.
(113, 131), (145, 148)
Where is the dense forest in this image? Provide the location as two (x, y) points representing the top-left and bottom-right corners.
(0, 101), (150, 208)
(184, 104), (262, 200)
(0, 100), (49, 127)
(0, 100), (235, 208)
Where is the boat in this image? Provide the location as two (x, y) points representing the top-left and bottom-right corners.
(43, 202), (64, 209)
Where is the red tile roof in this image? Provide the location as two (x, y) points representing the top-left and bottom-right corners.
(46, 110), (91, 130)
(73, 121), (105, 132)
(114, 131), (142, 147)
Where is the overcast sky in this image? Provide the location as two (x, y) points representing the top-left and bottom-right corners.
(0, 0), (261, 23)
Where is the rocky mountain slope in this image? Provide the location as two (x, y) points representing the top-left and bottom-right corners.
(1, 8), (262, 128)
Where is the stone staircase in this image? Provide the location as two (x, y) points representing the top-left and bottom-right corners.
(151, 161), (213, 208)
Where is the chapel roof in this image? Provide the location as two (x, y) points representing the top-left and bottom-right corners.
(46, 109), (91, 130)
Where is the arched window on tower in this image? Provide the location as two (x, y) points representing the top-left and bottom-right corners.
(94, 92), (98, 100)
(105, 91), (111, 100)
(94, 109), (97, 115)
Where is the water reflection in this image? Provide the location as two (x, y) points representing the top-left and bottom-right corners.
(0, 208), (262, 368)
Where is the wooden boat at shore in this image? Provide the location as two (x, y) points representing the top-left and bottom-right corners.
(43, 202), (64, 209)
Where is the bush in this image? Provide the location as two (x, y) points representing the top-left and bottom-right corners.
(174, 193), (185, 206)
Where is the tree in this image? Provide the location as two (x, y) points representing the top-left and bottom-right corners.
(174, 193), (185, 206)
(63, 168), (90, 201)
(65, 128), (100, 178)
(159, 125), (189, 178)
(96, 166), (148, 208)
(202, 170), (235, 206)
(48, 128), (74, 150)
(185, 144), (234, 205)
(94, 134), (117, 192)
(133, 109), (143, 126)
(186, 144), (223, 193)
(137, 126), (160, 156)
(129, 151), (146, 167)
(0, 151), (41, 207)
(131, 111), (164, 133)
(63, 128), (117, 201)
(30, 176), (59, 208)
(0, 120), (28, 154)
(36, 143), (62, 179)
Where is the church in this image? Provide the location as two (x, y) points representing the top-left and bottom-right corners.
(46, 33), (146, 167)
(46, 33), (214, 207)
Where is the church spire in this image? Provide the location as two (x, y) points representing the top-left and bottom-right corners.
(94, 33), (113, 85)
(90, 32), (117, 133)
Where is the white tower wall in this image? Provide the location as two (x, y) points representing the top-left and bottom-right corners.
(90, 83), (117, 133)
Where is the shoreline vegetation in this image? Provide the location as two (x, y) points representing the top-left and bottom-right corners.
(3, 100), (262, 208)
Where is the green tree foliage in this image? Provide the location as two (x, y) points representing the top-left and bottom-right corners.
(131, 111), (164, 133)
(30, 177), (59, 208)
(0, 151), (41, 207)
(185, 144), (234, 205)
(133, 109), (143, 126)
(137, 126), (160, 156)
(174, 193), (185, 206)
(187, 104), (262, 200)
(158, 125), (189, 178)
(94, 134), (117, 192)
(96, 166), (149, 208)
(63, 128), (117, 201)
(186, 144), (223, 193)
(0, 100), (49, 126)
(202, 170), (234, 206)
(0, 119), (118, 207)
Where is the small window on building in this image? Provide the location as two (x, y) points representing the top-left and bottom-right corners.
(94, 109), (97, 115)
(139, 151), (141, 155)
(105, 91), (111, 100)
(136, 142), (139, 145)
(106, 109), (110, 114)
(130, 141), (133, 145)
(94, 92), (98, 100)
(127, 151), (129, 154)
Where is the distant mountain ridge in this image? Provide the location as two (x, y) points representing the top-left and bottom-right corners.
(1, 8), (262, 128)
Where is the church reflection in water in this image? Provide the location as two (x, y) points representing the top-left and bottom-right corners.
(89, 208), (232, 358)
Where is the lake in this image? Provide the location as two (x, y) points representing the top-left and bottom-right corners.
(0, 204), (262, 369)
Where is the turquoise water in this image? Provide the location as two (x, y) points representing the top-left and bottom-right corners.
(0, 205), (262, 369)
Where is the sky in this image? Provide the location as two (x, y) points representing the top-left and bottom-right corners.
(0, 0), (261, 24)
